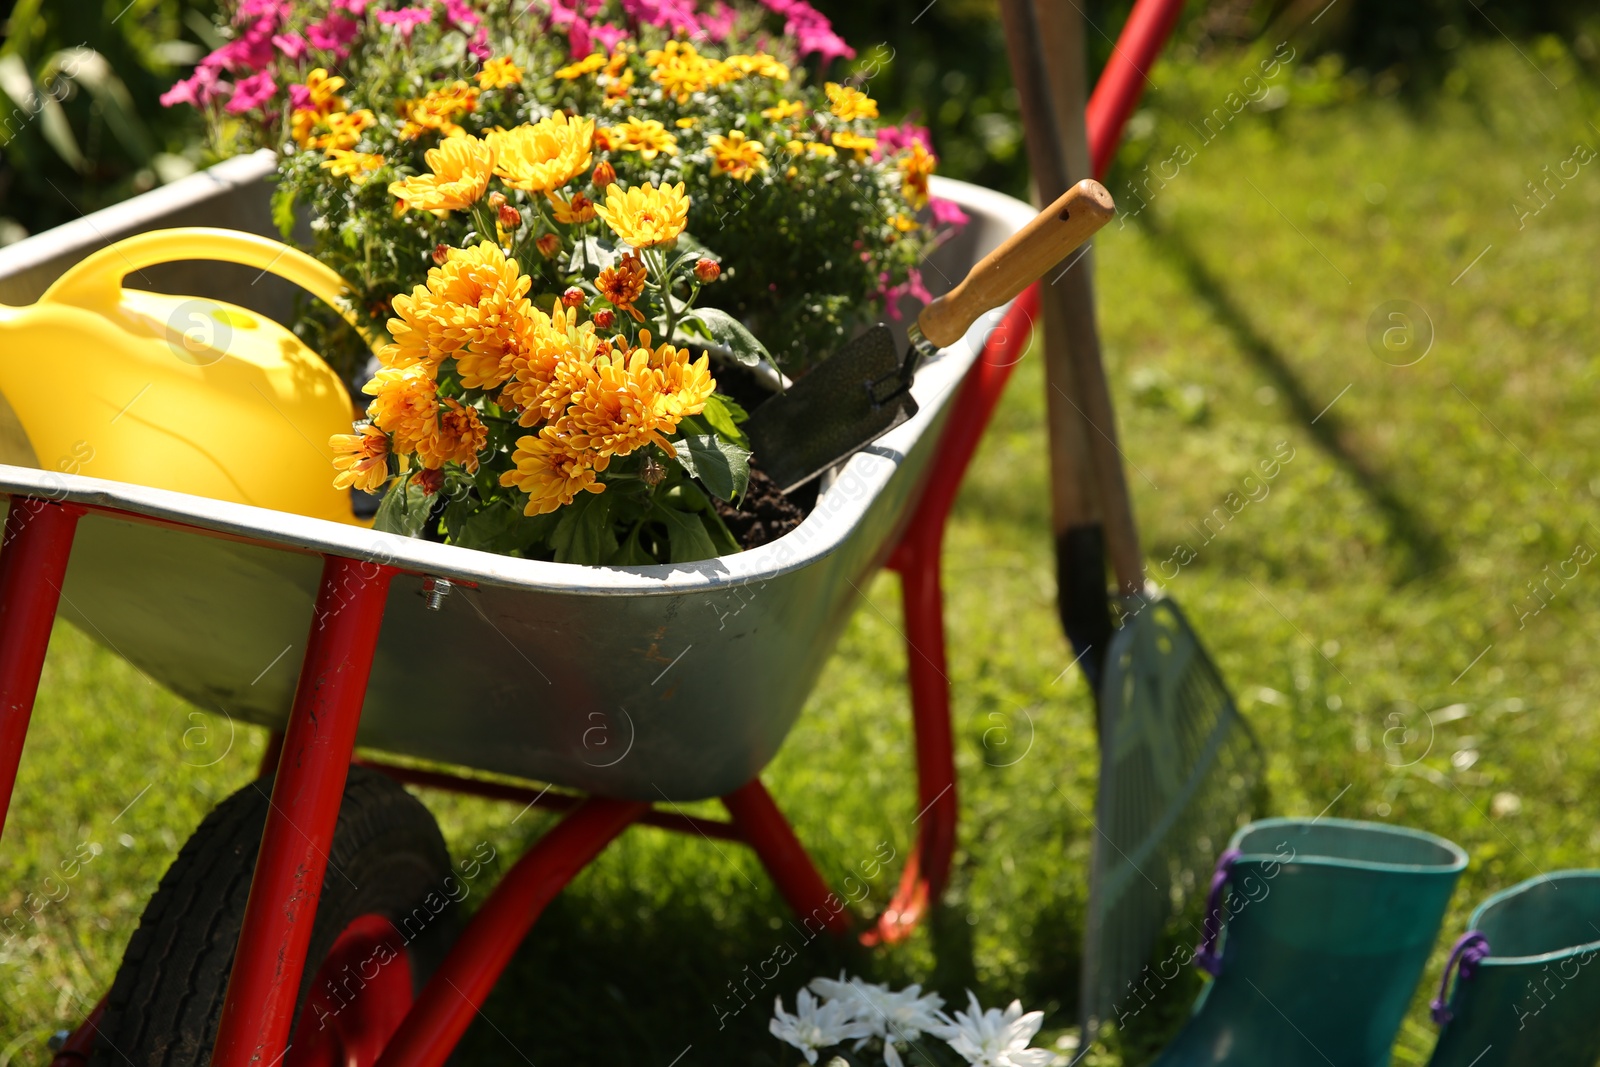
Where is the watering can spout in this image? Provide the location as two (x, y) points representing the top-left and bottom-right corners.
(0, 227), (376, 525)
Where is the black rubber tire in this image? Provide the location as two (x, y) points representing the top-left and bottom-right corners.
(91, 766), (456, 1066)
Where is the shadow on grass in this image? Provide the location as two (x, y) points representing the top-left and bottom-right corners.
(1135, 214), (1449, 582)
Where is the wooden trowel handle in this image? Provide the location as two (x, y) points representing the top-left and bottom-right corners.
(917, 178), (1115, 349)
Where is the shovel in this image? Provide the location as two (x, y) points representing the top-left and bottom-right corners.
(745, 178), (1116, 494)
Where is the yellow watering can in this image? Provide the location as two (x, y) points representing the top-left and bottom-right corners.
(0, 227), (371, 525)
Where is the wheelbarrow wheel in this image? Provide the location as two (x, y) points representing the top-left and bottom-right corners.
(90, 766), (456, 1066)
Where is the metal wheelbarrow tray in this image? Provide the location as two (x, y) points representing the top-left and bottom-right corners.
(0, 172), (1049, 1064)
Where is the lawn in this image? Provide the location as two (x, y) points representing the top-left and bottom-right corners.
(4, 35), (1600, 1066)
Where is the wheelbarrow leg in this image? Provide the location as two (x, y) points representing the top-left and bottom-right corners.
(0, 498), (81, 844)
(211, 555), (395, 1067)
(723, 779), (851, 937)
(375, 797), (646, 1067)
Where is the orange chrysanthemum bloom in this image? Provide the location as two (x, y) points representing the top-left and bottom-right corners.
(825, 82), (879, 121)
(608, 117), (678, 160)
(596, 252), (648, 321)
(554, 346), (674, 458)
(708, 130), (768, 181)
(476, 56), (524, 89)
(548, 190), (597, 224)
(496, 307), (597, 426)
(500, 430), (603, 515)
(454, 303), (540, 391)
(898, 140), (937, 209)
(330, 424), (390, 492)
(388, 135), (495, 214)
(594, 181), (689, 248)
(490, 113), (595, 194)
(643, 335), (716, 420)
(417, 398), (488, 471)
(363, 364), (438, 456)
(384, 240), (533, 371)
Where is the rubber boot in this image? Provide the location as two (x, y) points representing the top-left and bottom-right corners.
(1425, 871), (1600, 1067)
(1151, 817), (1468, 1067)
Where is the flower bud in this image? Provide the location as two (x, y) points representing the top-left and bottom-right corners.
(498, 203), (522, 230)
(416, 468), (445, 496)
(694, 258), (721, 283)
(432, 243), (451, 265)
(536, 233), (561, 258)
(641, 452), (665, 487)
(488, 191), (507, 210)
(592, 308), (616, 329)
(592, 160), (617, 189)
(561, 286), (586, 309)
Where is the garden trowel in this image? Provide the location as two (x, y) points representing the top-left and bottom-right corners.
(746, 178), (1115, 493)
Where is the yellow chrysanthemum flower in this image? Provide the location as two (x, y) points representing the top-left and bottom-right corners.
(385, 240), (533, 373)
(305, 68), (346, 110)
(898, 139), (937, 209)
(500, 430), (603, 516)
(388, 134), (495, 214)
(397, 81), (480, 140)
(500, 307), (602, 426)
(554, 52), (607, 79)
(320, 149), (385, 183)
(603, 68), (636, 106)
(554, 347), (675, 458)
(417, 398), (488, 471)
(832, 131), (877, 161)
(316, 108), (375, 151)
(646, 41), (716, 102)
(725, 53), (790, 81)
(639, 332), (715, 420)
(608, 117), (679, 160)
(490, 112), (595, 194)
(761, 99), (804, 122)
(290, 69), (349, 148)
(674, 116), (698, 129)
(330, 424), (389, 492)
(476, 56), (524, 89)
(708, 130), (768, 181)
(363, 364), (438, 456)
(890, 213), (919, 233)
(594, 181), (690, 248)
(825, 81), (879, 121)
(806, 142), (837, 159)
(548, 190), (598, 224)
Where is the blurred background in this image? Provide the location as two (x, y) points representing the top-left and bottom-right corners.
(4, 1), (1600, 1064)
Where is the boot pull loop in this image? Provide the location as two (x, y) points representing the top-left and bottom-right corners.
(1194, 847), (1242, 976)
(1431, 931), (1492, 1025)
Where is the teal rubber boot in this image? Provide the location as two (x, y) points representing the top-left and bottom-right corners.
(1151, 817), (1468, 1067)
(1425, 870), (1600, 1067)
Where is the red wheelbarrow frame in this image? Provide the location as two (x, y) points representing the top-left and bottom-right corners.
(3, 1), (1181, 1059)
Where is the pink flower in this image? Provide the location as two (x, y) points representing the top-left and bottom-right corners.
(700, 0), (737, 41)
(592, 21), (630, 51)
(442, 0), (481, 32)
(376, 6), (432, 37)
(236, 0), (290, 22)
(876, 122), (933, 158)
(224, 70), (277, 114)
(307, 13), (360, 56)
(467, 26), (491, 60)
(287, 82), (312, 110)
(758, 0), (853, 63)
(160, 65), (225, 109)
(334, 0), (370, 13)
(569, 17), (592, 57)
(878, 268), (933, 320)
(206, 21), (277, 73)
(271, 32), (308, 59)
(929, 197), (970, 230)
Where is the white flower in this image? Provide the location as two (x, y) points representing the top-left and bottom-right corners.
(770, 989), (876, 1065)
(933, 991), (1053, 1067)
(808, 972), (946, 1058)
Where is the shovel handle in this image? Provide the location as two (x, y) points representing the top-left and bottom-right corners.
(917, 179), (1115, 349)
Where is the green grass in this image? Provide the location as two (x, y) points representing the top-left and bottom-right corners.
(6, 37), (1600, 1065)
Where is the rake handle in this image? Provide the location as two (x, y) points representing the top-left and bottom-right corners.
(916, 179), (1116, 350)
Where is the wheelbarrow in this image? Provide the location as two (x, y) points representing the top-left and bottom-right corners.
(0, 177), (1051, 1065)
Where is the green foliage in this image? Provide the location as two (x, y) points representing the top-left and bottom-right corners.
(0, 0), (215, 242)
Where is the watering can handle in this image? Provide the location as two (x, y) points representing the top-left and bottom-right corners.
(39, 227), (375, 348)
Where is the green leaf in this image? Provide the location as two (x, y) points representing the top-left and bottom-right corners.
(570, 235), (618, 276)
(672, 435), (751, 501)
(447, 499), (523, 553)
(680, 307), (770, 367)
(550, 491), (617, 565)
(700, 394), (749, 447)
(372, 478), (433, 537)
(271, 183), (298, 241)
(655, 502), (720, 563)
